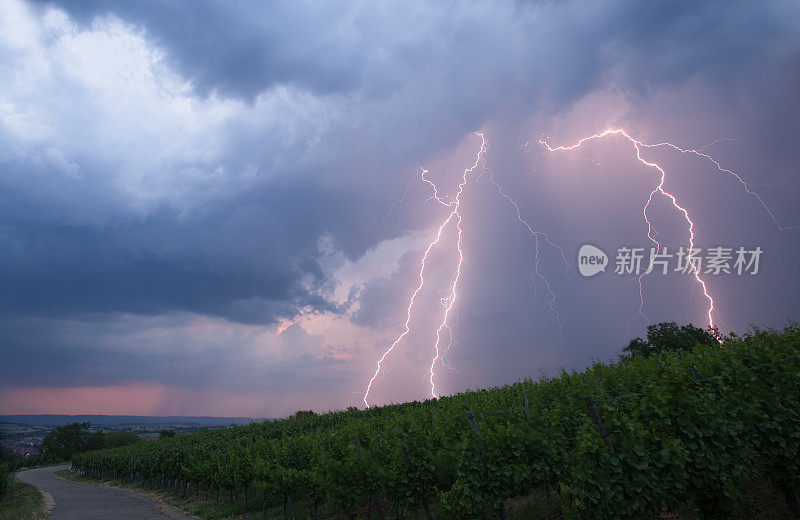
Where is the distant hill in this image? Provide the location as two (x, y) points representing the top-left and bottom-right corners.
(0, 415), (263, 427)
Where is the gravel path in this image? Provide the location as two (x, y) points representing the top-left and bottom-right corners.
(16, 465), (194, 520)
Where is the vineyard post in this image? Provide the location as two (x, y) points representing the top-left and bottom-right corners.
(583, 395), (614, 453)
(397, 429), (436, 520)
(523, 394), (529, 420)
(304, 490), (318, 520)
(466, 411), (510, 520)
(352, 434), (385, 520)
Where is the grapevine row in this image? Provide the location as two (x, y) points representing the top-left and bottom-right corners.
(73, 325), (800, 519)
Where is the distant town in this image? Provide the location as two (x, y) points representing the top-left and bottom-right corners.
(0, 415), (262, 457)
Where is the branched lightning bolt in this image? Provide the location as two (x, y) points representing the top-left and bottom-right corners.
(539, 128), (795, 328)
(540, 129), (714, 327)
(365, 125), (791, 407)
(363, 133), (487, 407)
(638, 138), (798, 231)
(382, 170), (419, 222)
(480, 164), (571, 344)
(365, 131), (577, 405)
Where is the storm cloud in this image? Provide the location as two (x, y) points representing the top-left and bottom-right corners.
(0, 0), (798, 415)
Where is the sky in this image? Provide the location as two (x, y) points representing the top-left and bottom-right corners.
(0, 0), (798, 417)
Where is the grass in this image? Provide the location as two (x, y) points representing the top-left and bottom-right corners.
(55, 469), (244, 518)
(506, 486), (565, 519)
(53, 468), (95, 483)
(51, 467), (798, 520)
(0, 477), (49, 520)
(54, 468), (294, 519)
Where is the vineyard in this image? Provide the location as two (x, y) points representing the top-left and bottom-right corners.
(72, 325), (800, 519)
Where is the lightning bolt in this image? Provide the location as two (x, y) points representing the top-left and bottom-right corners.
(363, 133), (487, 407)
(364, 125), (791, 406)
(480, 164), (571, 345)
(539, 128), (794, 329)
(364, 131), (576, 405)
(540, 129), (714, 327)
(641, 138), (797, 232)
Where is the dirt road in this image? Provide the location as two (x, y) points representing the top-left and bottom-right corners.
(16, 465), (194, 520)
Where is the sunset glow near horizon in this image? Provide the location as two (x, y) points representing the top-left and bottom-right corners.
(1, 1), (799, 418)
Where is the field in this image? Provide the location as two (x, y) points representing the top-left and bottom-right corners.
(71, 325), (800, 519)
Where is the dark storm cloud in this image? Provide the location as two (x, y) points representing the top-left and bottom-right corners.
(12, 0), (792, 325)
(0, 166), (331, 324)
(45, 0), (367, 100)
(1, 0), (799, 407)
(44, 1), (800, 102)
(0, 313), (349, 391)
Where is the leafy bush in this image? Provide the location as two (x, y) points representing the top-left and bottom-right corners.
(622, 321), (720, 358)
(42, 423), (142, 460)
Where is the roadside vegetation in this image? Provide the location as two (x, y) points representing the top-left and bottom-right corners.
(0, 447), (49, 520)
(63, 323), (800, 519)
(0, 445), (60, 474)
(0, 473), (48, 520)
(0, 421), (142, 475)
(39, 422), (142, 461)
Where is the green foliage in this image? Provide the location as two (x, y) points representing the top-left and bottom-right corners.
(159, 429), (176, 439)
(0, 446), (26, 474)
(622, 321), (720, 358)
(106, 431), (144, 448)
(0, 463), (9, 499)
(70, 324), (800, 520)
(41, 423), (141, 461)
(88, 431), (143, 451)
(41, 422), (91, 460)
